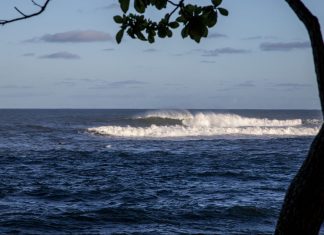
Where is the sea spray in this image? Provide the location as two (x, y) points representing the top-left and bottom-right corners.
(88, 110), (320, 138)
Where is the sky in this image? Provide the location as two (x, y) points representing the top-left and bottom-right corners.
(0, 0), (323, 109)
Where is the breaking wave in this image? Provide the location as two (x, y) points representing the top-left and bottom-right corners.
(88, 110), (321, 138)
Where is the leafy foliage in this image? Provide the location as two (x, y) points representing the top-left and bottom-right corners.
(114, 0), (228, 43)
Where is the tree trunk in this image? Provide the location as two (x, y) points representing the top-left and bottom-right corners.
(275, 0), (324, 234)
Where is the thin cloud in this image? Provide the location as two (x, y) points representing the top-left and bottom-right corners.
(54, 81), (76, 87)
(202, 47), (250, 56)
(215, 80), (256, 92)
(91, 80), (148, 89)
(200, 60), (216, 64)
(207, 33), (227, 39)
(39, 51), (81, 60)
(62, 78), (102, 82)
(0, 93), (49, 98)
(274, 83), (312, 88)
(143, 48), (157, 53)
(22, 53), (35, 57)
(170, 48), (204, 57)
(237, 80), (255, 87)
(72, 78), (103, 82)
(26, 30), (113, 43)
(242, 36), (277, 40)
(260, 41), (310, 51)
(243, 36), (263, 40)
(0, 85), (33, 89)
(164, 83), (186, 87)
(54, 78), (103, 86)
(103, 48), (115, 51)
(109, 80), (148, 88)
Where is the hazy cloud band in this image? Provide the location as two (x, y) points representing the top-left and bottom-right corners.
(26, 30), (113, 43)
(260, 41), (310, 51)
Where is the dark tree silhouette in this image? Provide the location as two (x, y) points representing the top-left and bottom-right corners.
(275, 2), (324, 234)
(2, 0), (324, 233)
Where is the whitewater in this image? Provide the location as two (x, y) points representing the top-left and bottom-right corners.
(88, 110), (321, 138)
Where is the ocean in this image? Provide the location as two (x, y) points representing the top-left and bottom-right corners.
(0, 109), (322, 234)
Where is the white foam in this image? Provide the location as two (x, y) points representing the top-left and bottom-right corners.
(183, 113), (302, 127)
(88, 111), (321, 138)
(88, 124), (318, 138)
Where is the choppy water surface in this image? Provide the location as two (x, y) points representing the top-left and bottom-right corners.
(0, 109), (321, 234)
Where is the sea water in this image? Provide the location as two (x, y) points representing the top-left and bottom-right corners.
(0, 109), (322, 234)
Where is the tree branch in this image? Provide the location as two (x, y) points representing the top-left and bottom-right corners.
(14, 7), (27, 17)
(0, 0), (51, 26)
(285, 0), (324, 116)
(275, 0), (324, 234)
(166, 0), (184, 21)
(31, 0), (42, 8)
(167, 1), (178, 7)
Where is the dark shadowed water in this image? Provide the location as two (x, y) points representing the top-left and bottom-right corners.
(0, 109), (322, 234)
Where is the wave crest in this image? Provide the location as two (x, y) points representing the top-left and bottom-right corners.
(88, 110), (321, 138)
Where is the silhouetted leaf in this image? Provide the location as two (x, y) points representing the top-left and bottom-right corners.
(158, 27), (167, 38)
(134, 0), (146, 13)
(181, 25), (189, 38)
(119, 0), (130, 13)
(218, 7), (229, 16)
(148, 34), (155, 43)
(155, 0), (167, 10)
(136, 31), (147, 41)
(169, 22), (179, 29)
(176, 16), (186, 23)
(212, 0), (222, 7)
(127, 28), (135, 38)
(166, 29), (173, 37)
(113, 15), (123, 24)
(116, 29), (124, 44)
(186, 4), (195, 14)
(206, 11), (217, 27)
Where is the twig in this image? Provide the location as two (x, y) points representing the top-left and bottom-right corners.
(0, 0), (51, 26)
(14, 7), (27, 17)
(31, 0), (42, 8)
(167, 0), (184, 21)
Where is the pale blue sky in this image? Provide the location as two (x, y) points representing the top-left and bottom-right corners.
(0, 0), (323, 109)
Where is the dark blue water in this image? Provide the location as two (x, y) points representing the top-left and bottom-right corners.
(0, 109), (321, 234)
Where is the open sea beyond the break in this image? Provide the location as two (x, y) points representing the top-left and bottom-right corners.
(0, 109), (322, 234)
